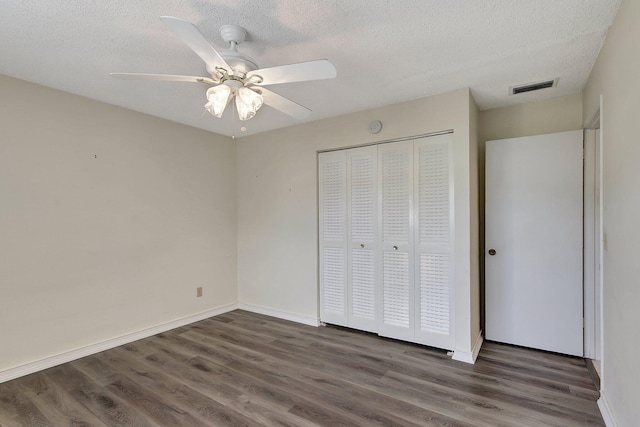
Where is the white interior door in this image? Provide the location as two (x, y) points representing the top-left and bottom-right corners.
(485, 130), (583, 356)
(319, 151), (348, 327)
(378, 141), (414, 341)
(347, 146), (378, 332)
(414, 135), (455, 349)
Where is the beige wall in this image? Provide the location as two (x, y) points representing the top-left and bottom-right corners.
(479, 93), (583, 143)
(583, 0), (640, 424)
(237, 88), (479, 355)
(0, 75), (237, 371)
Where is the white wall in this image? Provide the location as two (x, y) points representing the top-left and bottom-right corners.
(0, 75), (237, 372)
(583, 0), (640, 424)
(237, 88), (479, 354)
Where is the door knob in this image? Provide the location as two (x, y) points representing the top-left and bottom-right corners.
(393, 245), (398, 251)
(488, 249), (496, 256)
(360, 243), (365, 248)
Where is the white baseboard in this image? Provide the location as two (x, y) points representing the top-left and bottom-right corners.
(598, 390), (618, 427)
(0, 303), (238, 384)
(452, 330), (484, 364)
(238, 303), (320, 327)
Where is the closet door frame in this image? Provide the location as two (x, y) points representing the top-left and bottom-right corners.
(318, 130), (455, 350)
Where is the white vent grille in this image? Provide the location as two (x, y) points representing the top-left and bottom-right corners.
(321, 158), (346, 241)
(419, 143), (450, 244)
(350, 154), (376, 242)
(322, 248), (345, 313)
(510, 78), (558, 95)
(383, 251), (410, 327)
(381, 150), (410, 243)
(419, 253), (449, 334)
(351, 248), (375, 319)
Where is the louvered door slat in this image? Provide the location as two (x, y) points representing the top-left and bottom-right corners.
(322, 159), (347, 241)
(350, 153), (376, 242)
(419, 143), (450, 244)
(383, 252), (410, 327)
(351, 248), (375, 319)
(323, 247), (346, 313)
(382, 150), (411, 243)
(419, 253), (450, 334)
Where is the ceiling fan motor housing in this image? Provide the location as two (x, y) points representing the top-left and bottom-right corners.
(209, 24), (259, 77)
(212, 50), (259, 76)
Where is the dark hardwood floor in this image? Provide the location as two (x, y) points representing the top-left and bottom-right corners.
(0, 310), (603, 426)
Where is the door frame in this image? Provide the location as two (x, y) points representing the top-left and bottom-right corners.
(583, 106), (603, 374)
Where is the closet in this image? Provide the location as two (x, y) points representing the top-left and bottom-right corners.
(319, 133), (454, 350)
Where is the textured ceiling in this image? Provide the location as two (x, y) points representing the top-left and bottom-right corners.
(0, 0), (621, 137)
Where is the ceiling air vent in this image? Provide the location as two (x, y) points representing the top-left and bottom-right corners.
(509, 78), (558, 95)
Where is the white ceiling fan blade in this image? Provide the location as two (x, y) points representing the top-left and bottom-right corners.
(110, 73), (217, 84)
(259, 87), (311, 120)
(160, 16), (231, 73)
(248, 59), (336, 86)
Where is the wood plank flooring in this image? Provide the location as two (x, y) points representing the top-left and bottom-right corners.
(0, 310), (604, 426)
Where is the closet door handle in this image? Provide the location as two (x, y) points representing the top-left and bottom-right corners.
(393, 245), (398, 251)
(360, 244), (365, 248)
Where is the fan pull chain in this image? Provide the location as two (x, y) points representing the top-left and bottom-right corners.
(232, 95), (237, 140)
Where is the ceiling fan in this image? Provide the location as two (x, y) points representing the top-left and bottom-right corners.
(111, 16), (337, 121)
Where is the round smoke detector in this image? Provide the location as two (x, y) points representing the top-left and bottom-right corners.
(369, 120), (383, 134)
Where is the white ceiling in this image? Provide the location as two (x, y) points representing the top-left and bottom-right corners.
(0, 0), (621, 138)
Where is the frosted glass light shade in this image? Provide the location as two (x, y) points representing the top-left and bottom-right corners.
(236, 87), (263, 121)
(205, 85), (231, 118)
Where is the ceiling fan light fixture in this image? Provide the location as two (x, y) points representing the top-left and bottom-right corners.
(205, 85), (231, 118)
(236, 87), (263, 121)
(113, 18), (336, 125)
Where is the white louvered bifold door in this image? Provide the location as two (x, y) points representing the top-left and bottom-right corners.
(319, 151), (348, 327)
(413, 134), (455, 349)
(377, 141), (415, 341)
(347, 146), (378, 332)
